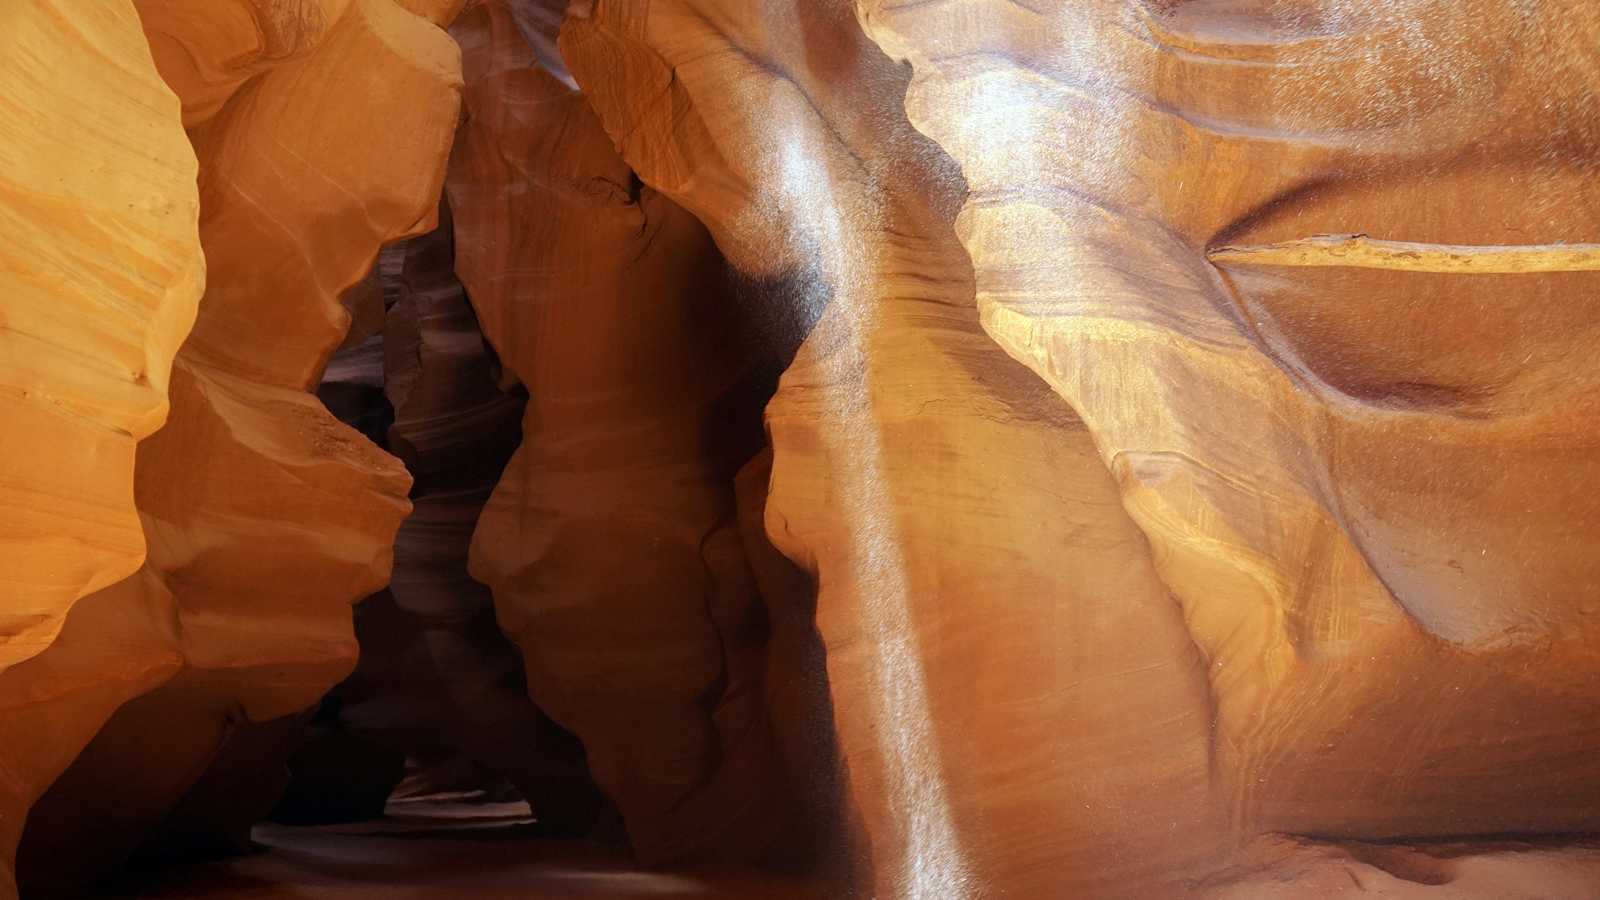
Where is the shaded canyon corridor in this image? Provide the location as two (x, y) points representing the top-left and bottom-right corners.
(3, 0), (1600, 897)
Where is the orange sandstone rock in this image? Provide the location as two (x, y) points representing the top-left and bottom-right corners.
(6, 1), (1599, 897)
(1195, 835), (1600, 899)
(0, 574), (182, 900)
(134, 0), (354, 128)
(300, 217), (609, 831)
(449, 0), (808, 865)
(561, 1), (1224, 895)
(15, 0), (460, 891)
(0, 4), (201, 895)
(858, 0), (1600, 887)
(0, 0), (202, 676)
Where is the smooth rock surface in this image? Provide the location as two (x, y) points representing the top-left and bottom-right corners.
(0, 573), (182, 900)
(450, 0), (817, 867)
(4, 2), (1599, 898)
(303, 220), (610, 831)
(0, 0), (202, 674)
(0, 4), (201, 895)
(561, 1), (1224, 896)
(15, 1), (461, 893)
(857, 0), (1600, 891)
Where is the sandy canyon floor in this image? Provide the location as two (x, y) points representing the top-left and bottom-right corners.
(115, 800), (820, 900)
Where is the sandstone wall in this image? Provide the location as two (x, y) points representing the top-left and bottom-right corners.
(449, 0), (819, 864)
(11, 2), (462, 893)
(0, 4), (203, 895)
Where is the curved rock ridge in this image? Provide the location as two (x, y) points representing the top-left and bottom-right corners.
(0, 4), (202, 896)
(0, 574), (183, 900)
(449, 0), (826, 867)
(135, 0), (352, 128)
(378, 212), (610, 828)
(560, 1), (1224, 896)
(857, 0), (1600, 886)
(0, 0), (203, 676)
(13, 1), (463, 893)
(5, 1), (1600, 898)
(295, 212), (611, 832)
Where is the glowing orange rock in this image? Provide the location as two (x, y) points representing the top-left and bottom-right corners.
(562, 1), (1222, 895)
(0, 4), (201, 895)
(856, 0), (1600, 892)
(15, 1), (460, 891)
(0, 0), (202, 677)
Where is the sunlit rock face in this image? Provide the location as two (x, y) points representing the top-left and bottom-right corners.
(857, 0), (1600, 888)
(4, 0), (1600, 897)
(13, 1), (461, 893)
(0, 0), (202, 676)
(447, 0), (828, 866)
(561, 1), (1228, 896)
(0, 5), (202, 897)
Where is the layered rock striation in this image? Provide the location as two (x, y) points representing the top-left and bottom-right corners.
(856, 0), (1600, 893)
(449, 0), (826, 867)
(560, 1), (1225, 896)
(12, 1), (462, 893)
(0, 0), (202, 674)
(0, 4), (203, 895)
(4, 2), (1600, 898)
(288, 213), (609, 830)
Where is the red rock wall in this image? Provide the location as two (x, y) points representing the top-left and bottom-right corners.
(448, 0), (821, 866)
(558, 2), (1229, 895)
(857, 0), (1600, 893)
(562, 0), (1600, 895)
(4, 2), (1600, 898)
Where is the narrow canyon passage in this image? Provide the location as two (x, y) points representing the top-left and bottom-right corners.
(3, 1), (1600, 899)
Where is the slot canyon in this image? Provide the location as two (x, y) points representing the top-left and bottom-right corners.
(2, 0), (1599, 897)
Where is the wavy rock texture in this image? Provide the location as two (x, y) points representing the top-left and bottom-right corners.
(369, 216), (570, 813)
(560, 1), (1231, 896)
(0, 4), (202, 896)
(6, 1), (1600, 898)
(0, 0), (202, 674)
(1195, 836), (1600, 899)
(0, 574), (183, 900)
(854, 0), (1600, 892)
(14, 1), (462, 893)
(448, 0), (824, 866)
(135, 0), (349, 128)
(298, 215), (610, 830)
